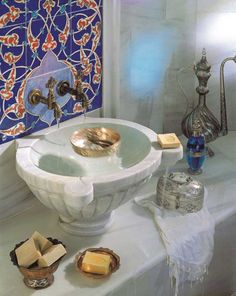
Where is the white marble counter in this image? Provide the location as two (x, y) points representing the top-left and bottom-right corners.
(0, 196), (168, 296)
(1, 132), (236, 296)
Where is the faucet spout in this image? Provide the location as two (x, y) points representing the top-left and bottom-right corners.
(79, 92), (89, 110)
(57, 69), (90, 112)
(52, 102), (62, 120)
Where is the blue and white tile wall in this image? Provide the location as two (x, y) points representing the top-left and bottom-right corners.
(0, 0), (103, 144)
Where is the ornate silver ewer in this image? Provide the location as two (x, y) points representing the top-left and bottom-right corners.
(181, 49), (235, 156)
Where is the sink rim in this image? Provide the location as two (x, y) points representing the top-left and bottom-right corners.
(29, 121), (153, 177)
(16, 118), (162, 188)
(16, 117), (183, 196)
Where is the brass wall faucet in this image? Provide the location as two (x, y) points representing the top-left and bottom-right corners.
(57, 70), (89, 110)
(28, 77), (62, 120)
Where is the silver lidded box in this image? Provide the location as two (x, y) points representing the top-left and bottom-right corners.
(156, 172), (204, 214)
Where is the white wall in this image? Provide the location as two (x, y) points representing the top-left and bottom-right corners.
(119, 0), (236, 134)
(119, 0), (197, 135)
(196, 0), (236, 131)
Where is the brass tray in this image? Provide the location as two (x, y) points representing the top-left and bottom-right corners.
(75, 247), (120, 279)
(70, 127), (121, 157)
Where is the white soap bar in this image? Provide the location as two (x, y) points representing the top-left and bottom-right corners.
(81, 251), (111, 275)
(15, 238), (41, 268)
(37, 244), (66, 267)
(157, 133), (181, 148)
(31, 231), (53, 252)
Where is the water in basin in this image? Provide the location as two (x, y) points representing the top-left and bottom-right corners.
(31, 123), (151, 177)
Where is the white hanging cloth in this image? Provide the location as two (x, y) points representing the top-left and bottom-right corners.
(134, 191), (215, 296)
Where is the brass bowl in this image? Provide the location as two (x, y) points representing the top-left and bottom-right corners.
(75, 247), (120, 279)
(9, 238), (66, 289)
(70, 127), (121, 157)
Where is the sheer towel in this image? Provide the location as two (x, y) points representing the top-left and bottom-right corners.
(134, 191), (215, 296)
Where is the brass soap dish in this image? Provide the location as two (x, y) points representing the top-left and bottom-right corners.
(75, 247), (120, 279)
(9, 238), (66, 289)
(70, 127), (121, 157)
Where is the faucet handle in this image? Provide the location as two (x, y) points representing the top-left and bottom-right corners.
(76, 69), (84, 80)
(75, 69), (90, 110)
(46, 77), (57, 109)
(75, 69), (84, 94)
(46, 77), (57, 91)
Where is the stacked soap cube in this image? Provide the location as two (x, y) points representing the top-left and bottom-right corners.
(15, 231), (66, 268)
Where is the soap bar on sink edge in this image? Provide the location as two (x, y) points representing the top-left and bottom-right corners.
(157, 133), (181, 148)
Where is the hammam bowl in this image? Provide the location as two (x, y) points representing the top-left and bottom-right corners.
(16, 117), (183, 236)
(70, 127), (121, 157)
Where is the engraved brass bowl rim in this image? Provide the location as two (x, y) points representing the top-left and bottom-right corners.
(70, 127), (121, 157)
(75, 247), (120, 279)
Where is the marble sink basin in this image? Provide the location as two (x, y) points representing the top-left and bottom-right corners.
(16, 118), (183, 236)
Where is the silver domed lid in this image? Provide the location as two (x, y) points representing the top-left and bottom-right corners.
(156, 172), (204, 214)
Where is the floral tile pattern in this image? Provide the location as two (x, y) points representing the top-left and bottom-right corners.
(70, 0), (103, 15)
(0, 0), (103, 144)
(0, 80), (27, 142)
(26, 0), (71, 22)
(70, 8), (102, 61)
(0, 0), (26, 27)
(0, 23), (27, 81)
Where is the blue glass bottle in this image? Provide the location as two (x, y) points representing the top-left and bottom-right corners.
(186, 119), (206, 174)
